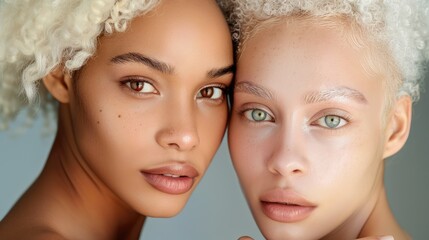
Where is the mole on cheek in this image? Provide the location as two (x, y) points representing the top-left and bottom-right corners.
(118, 114), (122, 118)
(97, 109), (103, 124)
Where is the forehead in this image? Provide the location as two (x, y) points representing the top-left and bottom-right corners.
(94, 0), (232, 70)
(236, 18), (385, 106)
(238, 19), (366, 78)
(238, 16), (399, 98)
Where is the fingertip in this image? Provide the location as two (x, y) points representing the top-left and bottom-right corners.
(378, 236), (394, 240)
(238, 236), (254, 240)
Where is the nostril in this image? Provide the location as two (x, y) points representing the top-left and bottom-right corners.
(156, 127), (199, 151)
(167, 143), (180, 149)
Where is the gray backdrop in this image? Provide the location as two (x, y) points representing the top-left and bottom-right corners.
(1, 81), (428, 239)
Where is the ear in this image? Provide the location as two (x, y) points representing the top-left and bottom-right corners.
(383, 96), (412, 159)
(42, 65), (73, 103)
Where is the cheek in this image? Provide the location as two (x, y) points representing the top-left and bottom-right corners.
(73, 106), (150, 173)
(201, 105), (228, 143)
(305, 127), (385, 198)
(69, 82), (157, 178)
(195, 105), (229, 171)
(228, 119), (271, 189)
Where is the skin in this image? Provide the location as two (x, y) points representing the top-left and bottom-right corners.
(228, 18), (411, 240)
(0, 0), (233, 239)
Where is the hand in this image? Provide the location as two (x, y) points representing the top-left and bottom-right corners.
(238, 235), (394, 240)
(357, 236), (394, 240)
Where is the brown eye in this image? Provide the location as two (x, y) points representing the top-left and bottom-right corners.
(200, 87), (214, 98)
(197, 86), (225, 100)
(125, 80), (157, 94)
(130, 81), (144, 91)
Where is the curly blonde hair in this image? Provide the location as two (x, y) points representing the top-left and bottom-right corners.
(225, 0), (429, 103)
(0, 0), (160, 129)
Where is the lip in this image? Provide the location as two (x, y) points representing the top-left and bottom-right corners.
(141, 163), (199, 195)
(260, 189), (316, 223)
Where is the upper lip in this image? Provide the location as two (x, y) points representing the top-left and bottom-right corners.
(141, 163), (199, 178)
(260, 188), (316, 207)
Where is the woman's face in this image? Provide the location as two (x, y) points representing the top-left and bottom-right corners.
(228, 20), (390, 239)
(67, 0), (233, 217)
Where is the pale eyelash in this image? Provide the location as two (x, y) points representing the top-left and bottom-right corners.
(312, 114), (351, 130)
(238, 107), (275, 123)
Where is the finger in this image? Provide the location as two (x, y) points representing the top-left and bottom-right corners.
(238, 236), (254, 240)
(356, 235), (394, 240)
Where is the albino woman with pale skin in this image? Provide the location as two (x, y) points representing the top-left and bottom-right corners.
(227, 0), (429, 239)
(0, 0), (234, 239)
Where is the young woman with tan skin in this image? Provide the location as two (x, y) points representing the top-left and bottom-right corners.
(226, 0), (429, 239)
(0, 0), (234, 239)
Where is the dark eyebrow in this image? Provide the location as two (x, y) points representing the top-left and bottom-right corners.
(234, 81), (274, 100)
(110, 52), (174, 74)
(304, 86), (368, 104)
(207, 65), (235, 78)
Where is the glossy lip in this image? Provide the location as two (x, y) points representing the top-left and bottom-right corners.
(141, 163), (199, 195)
(260, 189), (316, 223)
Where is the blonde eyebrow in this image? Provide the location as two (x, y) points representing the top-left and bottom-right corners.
(234, 81), (274, 100)
(304, 86), (368, 104)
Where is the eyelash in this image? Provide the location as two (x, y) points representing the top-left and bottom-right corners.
(239, 108), (275, 123)
(120, 77), (158, 96)
(311, 113), (351, 130)
(196, 84), (228, 103)
(120, 77), (228, 103)
(238, 107), (351, 130)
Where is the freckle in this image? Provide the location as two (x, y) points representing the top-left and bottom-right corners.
(118, 114), (121, 118)
(97, 121), (100, 124)
(99, 109), (102, 113)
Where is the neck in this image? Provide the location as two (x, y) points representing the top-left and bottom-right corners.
(358, 188), (411, 239)
(14, 107), (146, 239)
(320, 166), (410, 240)
(321, 164), (384, 240)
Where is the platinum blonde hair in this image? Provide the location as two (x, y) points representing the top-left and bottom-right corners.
(0, 0), (160, 129)
(225, 0), (429, 103)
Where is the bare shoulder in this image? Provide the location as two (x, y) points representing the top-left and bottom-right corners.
(0, 231), (66, 240)
(0, 223), (66, 240)
(31, 230), (67, 240)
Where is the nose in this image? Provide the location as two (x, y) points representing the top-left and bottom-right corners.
(156, 128), (199, 151)
(155, 104), (200, 152)
(267, 133), (307, 177)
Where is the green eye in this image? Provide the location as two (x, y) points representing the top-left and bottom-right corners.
(243, 109), (273, 122)
(324, 115), (341, 128)
(252, 109), (267, 121)
(316, 115), (347, 129)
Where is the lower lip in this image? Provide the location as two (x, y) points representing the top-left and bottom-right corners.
(142, 173), (194, 195)
(261, 201), (315, 223)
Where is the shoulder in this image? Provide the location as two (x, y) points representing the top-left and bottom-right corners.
(31, 230), (67, 240)
(0, 224), (66, 240)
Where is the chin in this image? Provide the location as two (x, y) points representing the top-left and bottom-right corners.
(136, 197), (189, 218)
(146, 208), (183, 218)
(262, 231), (309, 240)
(258, 222), (316, 240)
